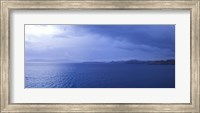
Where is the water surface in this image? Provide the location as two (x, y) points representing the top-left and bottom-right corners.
(25, 63), (175, 88)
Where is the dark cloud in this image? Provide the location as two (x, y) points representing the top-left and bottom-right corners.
(25, 25), (175, 62)
(79, 25), (175, 52)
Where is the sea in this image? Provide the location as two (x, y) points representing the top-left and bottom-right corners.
(25, 63), (175, 88)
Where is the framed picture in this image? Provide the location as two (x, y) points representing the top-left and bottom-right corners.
(1, 0), (199, 112)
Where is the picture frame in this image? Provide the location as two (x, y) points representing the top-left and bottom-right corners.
(1, 0), (199, 112)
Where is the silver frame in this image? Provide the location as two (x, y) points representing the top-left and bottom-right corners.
(1, 0), (199, 112)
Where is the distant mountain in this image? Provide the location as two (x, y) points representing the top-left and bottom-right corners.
(82, 61), (107, 64)
(147, 59), (175, 65)
(26, 59), (175, 65)
(110, 59), (175, 65)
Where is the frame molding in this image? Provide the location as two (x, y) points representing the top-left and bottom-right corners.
(1, 0), (199, 112)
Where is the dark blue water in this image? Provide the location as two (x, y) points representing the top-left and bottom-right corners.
(25, 63), (175, 88)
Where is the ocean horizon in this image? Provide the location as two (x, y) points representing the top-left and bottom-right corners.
(25, 25), (175, 88)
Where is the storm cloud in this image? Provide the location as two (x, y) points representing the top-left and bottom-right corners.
(25, 25), (175, 62)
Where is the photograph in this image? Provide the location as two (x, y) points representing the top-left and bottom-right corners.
(25, 25), (175, 88)
(1, 0), (199, 112)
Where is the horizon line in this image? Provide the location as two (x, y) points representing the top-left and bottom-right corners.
(25, 59), (175, 63)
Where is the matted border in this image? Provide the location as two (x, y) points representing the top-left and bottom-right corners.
(1, 0), (199, 112)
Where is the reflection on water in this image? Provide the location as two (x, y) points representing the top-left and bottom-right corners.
(25, 63), (175, 88)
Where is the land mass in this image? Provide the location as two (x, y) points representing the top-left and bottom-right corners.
(82, 59), (175, 65)
(26, 59), (175, 65)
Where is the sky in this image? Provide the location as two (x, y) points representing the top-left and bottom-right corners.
(25, 25), (175, 62)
